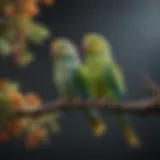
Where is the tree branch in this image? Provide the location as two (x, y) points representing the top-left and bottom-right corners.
(16, 96), (160, 118)
(141, 73), (160, 94)
(11, 75), (160, 118)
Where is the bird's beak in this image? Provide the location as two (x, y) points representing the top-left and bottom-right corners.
(83, 43), (91, 53)
(51, 41), (59, 56)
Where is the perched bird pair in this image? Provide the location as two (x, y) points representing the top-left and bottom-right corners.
(50, 33), (141, 148)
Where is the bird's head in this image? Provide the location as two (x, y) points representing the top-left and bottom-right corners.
(51, 38), (79, 59)
(82, 33), (112, 56)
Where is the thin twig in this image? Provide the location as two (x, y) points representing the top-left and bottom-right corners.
(141, 73), (160, 94)
(16, 95), (160, 118)
(1, 75), (158, 118)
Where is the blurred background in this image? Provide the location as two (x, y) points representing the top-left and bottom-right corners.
(0, 0), (160, 159)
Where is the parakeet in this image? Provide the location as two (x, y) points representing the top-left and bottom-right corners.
(51, 37), (106, 136)
(82, 32), (141, 148)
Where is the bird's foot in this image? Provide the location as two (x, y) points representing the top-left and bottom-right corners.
(92, 121), (107, 137)
(125, 129), (141, 149)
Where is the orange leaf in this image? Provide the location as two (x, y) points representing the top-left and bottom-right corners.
(0, 79), (10, 92)
(0, 132), (8, 143)
(25, 135), (39, 149)
(17, 0), (39, 17)
(34, 128), (47, 138)
(9, 92), (26, 110)
(24, 93), (41, 108)
(4, 4), (15, 17)
(7, 119), (24, 136)
(25, 128), (47, 149)
(27, 4), (40, 17)
(42, 0), (55, 7)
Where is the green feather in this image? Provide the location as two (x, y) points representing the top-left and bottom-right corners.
(0, 38), (11, 56)
(27, 22), (50, 44)
(52, 38), (106, 136)
(83, 33), (141, 147)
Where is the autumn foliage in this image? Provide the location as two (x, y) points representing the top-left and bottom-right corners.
(0, 79), (58, 149)
(0, 0), (60, 149)
(0, 0), (55, 67)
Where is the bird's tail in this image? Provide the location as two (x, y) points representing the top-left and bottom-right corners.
(82, 107), (107, 136)
(116, 113), (141, 148)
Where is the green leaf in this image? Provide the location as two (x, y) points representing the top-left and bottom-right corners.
(0, 93), (14, 122)
(42, 111), (61, 133)
(22, 51), (35, 62)
(27, 22), (51, 44)
(9, 82), (20, 92)
(0, 38), (11, 57)
(16, 51), (34, 67)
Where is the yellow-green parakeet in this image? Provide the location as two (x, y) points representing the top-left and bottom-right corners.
(50, 37), (106, 136)
(82, 33), (141, 148)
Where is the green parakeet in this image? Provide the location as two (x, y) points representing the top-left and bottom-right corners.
(82, 33), (141, 148)
(51, 37), (106, 136)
